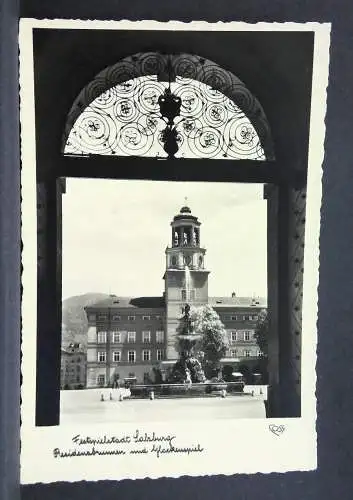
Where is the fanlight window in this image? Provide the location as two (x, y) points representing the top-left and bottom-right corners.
(64, 75), (265, 160)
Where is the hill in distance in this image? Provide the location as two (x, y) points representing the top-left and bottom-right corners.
(62, 293), (110, 348)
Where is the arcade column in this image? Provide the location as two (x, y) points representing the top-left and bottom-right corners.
(265, 183), (306, 418)
(36, 176), (66, 425)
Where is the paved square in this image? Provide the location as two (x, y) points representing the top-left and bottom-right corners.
(60, 388), (267, 425)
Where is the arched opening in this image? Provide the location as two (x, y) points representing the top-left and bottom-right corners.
(33, 31), (313, 425)
(62, 52), (275, 160)
(64, 75), (266, 160)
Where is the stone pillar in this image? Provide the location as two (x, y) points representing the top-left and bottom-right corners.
(286, 186), (306, 414)
(264, 184), (280, 416)
(265, 183), (305, 418)
(36, 177), (65, 426)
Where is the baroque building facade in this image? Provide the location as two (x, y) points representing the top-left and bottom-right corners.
(85, 205), (266, 388)
(60, 343), (86, 389)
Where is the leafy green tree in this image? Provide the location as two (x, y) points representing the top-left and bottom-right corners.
(189, 304), (229, 377)
(254, 309), (269, 356)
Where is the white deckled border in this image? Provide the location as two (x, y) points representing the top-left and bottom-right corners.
(20, 19), (331, 484)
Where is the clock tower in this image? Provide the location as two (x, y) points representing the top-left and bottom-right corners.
(164, 203), (210, 360)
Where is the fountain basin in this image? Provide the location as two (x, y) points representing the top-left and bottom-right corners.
(129, 381), (244, 399)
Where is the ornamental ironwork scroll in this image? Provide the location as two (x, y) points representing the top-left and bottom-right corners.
(65, 75), (265, 160)
(63, 52), (275, 161)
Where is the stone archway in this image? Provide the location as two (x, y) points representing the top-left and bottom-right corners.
(35, 48), (307, 424)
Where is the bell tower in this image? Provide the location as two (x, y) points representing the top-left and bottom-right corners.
(164, 203), (210, 360)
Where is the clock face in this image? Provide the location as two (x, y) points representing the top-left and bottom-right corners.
(184, 254), (192, 266)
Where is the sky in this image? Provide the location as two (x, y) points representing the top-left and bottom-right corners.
(62, 178), (267, 300)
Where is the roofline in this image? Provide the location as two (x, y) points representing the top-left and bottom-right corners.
(85, 305), (165, 311)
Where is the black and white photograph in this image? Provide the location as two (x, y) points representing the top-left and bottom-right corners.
(20, 19), (330, 483)
(61, 180), (268, 425)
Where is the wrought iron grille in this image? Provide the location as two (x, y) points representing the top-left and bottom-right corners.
(64, 75), (266, 160)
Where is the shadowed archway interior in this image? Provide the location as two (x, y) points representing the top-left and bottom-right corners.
(32, 29), (314, 425)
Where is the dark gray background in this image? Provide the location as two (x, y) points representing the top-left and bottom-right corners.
(1, 0), (352, 499)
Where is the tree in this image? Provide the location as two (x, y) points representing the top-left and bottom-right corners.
(254, 309), (269, 356)
(189, 304), (229, 378)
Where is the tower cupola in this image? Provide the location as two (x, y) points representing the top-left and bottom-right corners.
(165, 201), (207, 272)
(171, 203), (201, 249)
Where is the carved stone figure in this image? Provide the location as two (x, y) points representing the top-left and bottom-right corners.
(185, 367), (192, 385)
(192, 229), (197, 245)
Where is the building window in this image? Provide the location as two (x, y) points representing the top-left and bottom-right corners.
(98, 314), (107, 321)
(88, 314), (95, 321)
(128, 315), (135, 321)
(142, 350), (151, 361)
(231, 331), (237, 343)
(230, 349), (237, 357)
(142, 315), (150, 321)
(243, 315), (250, 321)
(97, 374), (105, 386)
(112, 351), (121, 362)
(181, 289), (195, 301)
(252, 315), (258, 321)
(155, 315), (161, 321)
(128, 372), (135, 378)
(257, 350), (264, 357)
(128, 350), (136, 363)
(157, 349), (164, 361)
(97, 351), (106, 363)
(127, 331), (136, 343)
(142, 331), (151, 343)
(244, 350), (251, 357)
(97, 331), (107, 343)
(230, 315), (237, 321)
(244, 330), (253, 341)
(112, 331), (121, 343)
(156, 331), (164, 343)
(112, 315), (121, 321)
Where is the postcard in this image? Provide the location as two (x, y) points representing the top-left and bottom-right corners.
(20, 19), (330, 483)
